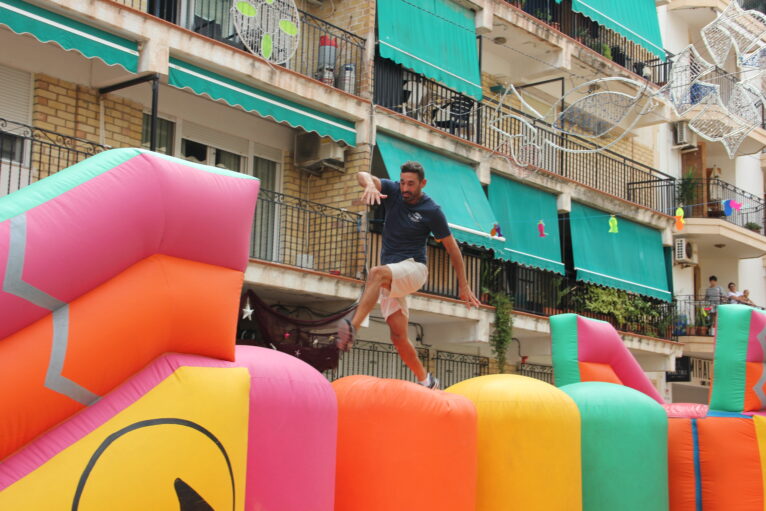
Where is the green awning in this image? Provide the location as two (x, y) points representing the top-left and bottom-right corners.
(377, 0), (482, 100)
(488, 174), (564, 274)
(0, 0), (138, 72)
(376, 132), (504, 253)
(555, 0), (665, 61)
(168, 58), (356, 146)
(570, 202), (671, 301)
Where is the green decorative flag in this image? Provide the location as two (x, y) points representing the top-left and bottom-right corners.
(608, 215), (618, 234)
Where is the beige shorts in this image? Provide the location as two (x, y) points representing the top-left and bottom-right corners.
(379, 258), (428, 319)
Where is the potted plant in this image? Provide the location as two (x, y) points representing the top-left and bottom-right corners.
(696, 307), (709, 336)
(489, 292), (513, 373)
(677, 168), (698, 207)
(480, 263), (503, 304)
(745, 221), (763, 233)
(600, 43), (612, 60)
(657, 313), (673, 340)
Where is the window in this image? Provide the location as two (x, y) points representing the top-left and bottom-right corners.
(251, 156), (278, 261)
(0, 65), (32, 195)
(141, 114), (175, 155)
(180, 138), (242, 172)
(0, 132), (24, 163)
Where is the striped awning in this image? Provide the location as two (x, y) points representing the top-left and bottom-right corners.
(168, 58), (356, 146)
(0, 0), (138, 72)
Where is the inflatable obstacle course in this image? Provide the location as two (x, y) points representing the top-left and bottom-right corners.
(1, 150), (766, 510)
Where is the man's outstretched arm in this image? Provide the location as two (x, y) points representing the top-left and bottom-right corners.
(439, 234), (481, 308)
(357, 172), (387, 205)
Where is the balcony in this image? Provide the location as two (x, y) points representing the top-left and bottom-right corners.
(502, 0), (665, 82)
(116, 0), (366, 95)
(374, 59), (676, 214)
(0, 118), (107, 196)
(674, 295), (716, 337)
(322, 339), (489, 388)
(631, 177), (765, 232)
(368, 226), (676, 341)
(251, 189), (365, 279)
(675, 294), (765, 337)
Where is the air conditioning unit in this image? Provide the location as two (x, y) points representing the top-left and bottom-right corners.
(674, 238), (698, 265)
(295, 132), (345, 173)
(673, 121), (697, 148)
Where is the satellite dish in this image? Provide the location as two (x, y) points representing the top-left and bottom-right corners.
(231, 0), (300, 64)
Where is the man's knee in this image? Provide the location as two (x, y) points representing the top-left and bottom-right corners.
(369, 265), (392, 284)
(390, 328), (408, 344)
(387, 313), (409, 343)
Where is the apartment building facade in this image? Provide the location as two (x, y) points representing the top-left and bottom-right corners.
(5, 0), (762, 395)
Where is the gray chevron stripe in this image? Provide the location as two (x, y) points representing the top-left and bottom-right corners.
(4, 213), (98, 404)
(44, 306), (99, 405)
(4, 215), (65, 310)
(754, 323), (766, 405)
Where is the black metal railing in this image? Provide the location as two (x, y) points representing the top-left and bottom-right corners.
(674, 296), (714, 336)
(369, 229), (676, 341)
(502, 0), (664, 81)
(483, 97), (676, 213)
(323, 339), (429, 382)
(435, 350), (490, 388)
(367, 221), (485, 300)
(118, 0), (366, 95)
(252, 189), (364, 278)
(629, 177), (766, 233)
(518, 362), (554, 384)
(0, 118), (107, 196)
(486, 259), (677, 340)
(322, 339), (490, 387)
(374, 58), (676, 214)
(674, 294), (765, 337)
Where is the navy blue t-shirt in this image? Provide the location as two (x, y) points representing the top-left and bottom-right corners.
(379, 178), (451, 265)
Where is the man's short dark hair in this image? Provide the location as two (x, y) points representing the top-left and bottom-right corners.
(709, 275), (718, 282)
(400, 161), (425, 181)
(729, 282), (736, 288)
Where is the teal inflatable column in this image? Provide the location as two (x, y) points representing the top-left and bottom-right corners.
(561, 382), (669, 511)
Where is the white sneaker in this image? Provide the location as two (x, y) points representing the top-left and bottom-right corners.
(421, 373), (440, 390)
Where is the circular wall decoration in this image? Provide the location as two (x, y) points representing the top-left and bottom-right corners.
(231, 0), (300, 64)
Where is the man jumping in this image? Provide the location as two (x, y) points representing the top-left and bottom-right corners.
(336, 161), (481, 389)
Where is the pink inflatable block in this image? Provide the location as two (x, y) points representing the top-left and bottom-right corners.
(0, 346), (337, 511)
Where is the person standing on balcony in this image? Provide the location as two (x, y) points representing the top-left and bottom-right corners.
(336, 161), (481, 389)
(728, 282), (746, 304)
(704, 275), (725, 336)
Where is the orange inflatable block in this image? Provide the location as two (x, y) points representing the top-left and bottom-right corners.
(578, 361), (623, 384)
(698, 417), (763, 511)
(668, 418), (697, 511)
(333, 376), (477, 511)
(0, 254), (242, 460)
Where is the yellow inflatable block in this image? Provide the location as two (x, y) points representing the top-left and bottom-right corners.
(448, 374), (582, 511)
(0, 366), (250, 511)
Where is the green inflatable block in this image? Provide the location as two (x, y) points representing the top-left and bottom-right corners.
(561, 382), (668, 511)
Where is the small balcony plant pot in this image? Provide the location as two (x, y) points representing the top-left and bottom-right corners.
(698, 326), (709, 336)
(685, 325), (697, 336)
(745, 222), (762, 233)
